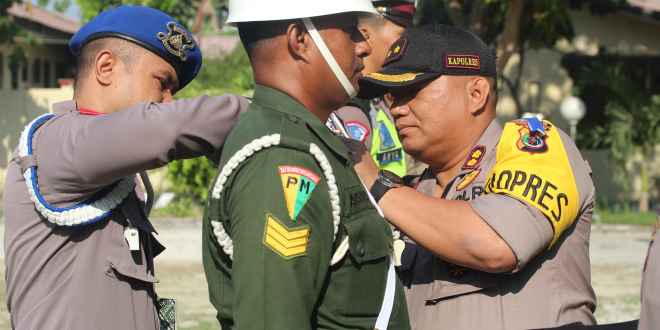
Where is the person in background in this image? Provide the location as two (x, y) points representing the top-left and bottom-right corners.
(333, 0), (420, 178)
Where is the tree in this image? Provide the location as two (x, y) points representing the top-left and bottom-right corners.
(1, 0), (41, 77)
(415, 0), (627, 117)
(75, 0), (200, 23)
(569, 57), (660, 211)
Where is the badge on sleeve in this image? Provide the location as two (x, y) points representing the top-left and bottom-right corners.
(263, 214), (310, 259)
(279, 166), (320, 221)
(514, 118), (552, 153)
(345, 121), (370, 143)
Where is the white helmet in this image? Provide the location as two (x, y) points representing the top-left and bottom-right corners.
(227, 0), (377, 23)
(228, 0), (378, 98)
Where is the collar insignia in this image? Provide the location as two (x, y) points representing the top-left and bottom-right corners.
(157, 22), (195, 61)
(462, 145), (486, 170)
(383, 36), (408, 66)
(456, 169), (481, 191)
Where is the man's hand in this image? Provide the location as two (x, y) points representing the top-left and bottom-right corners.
(341, 137), (379, 188)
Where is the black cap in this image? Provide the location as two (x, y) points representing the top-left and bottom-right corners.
(358, 24), (497, 99)
(372, 0), (416, 27)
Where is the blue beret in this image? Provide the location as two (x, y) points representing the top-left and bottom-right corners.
(69, 5), (202, 91)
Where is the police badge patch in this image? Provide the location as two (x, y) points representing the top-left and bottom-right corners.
(157, 22), (195, 61)
(514, 118), (552, 154)
(345, 121), (370, 143)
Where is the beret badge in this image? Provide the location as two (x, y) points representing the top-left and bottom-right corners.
(157, 22), (195, 61)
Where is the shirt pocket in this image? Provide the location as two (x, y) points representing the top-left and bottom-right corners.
(103, 201), (157, 284)
(425, 258), (499, 302)
(325, 188), (393, 318)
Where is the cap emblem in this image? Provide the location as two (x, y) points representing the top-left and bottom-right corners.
(445, 54), (480, 70)
(157, 22), (195, 61)
(383, 37), (408, 65)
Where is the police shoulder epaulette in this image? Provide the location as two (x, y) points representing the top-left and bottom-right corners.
(209, 134), (345, 264)
(18, 114), (134, 226)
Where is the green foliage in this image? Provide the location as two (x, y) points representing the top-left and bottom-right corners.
(415, 0), (576, 49)
(176, 46), (254, 98)
(76, 0), (200, 23)
(166, 157), (217, 204)
(0, 0), (20, 44)
(166, 47), (254, 207)
(595, 210), (657, 226)
(150, 197), (201, 218)
(37, 0), (71, 13)
(573, 60), (660, 196)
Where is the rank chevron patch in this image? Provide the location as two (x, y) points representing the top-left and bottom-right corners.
(278, 166), (320, 221)
(263, 214), (310, 259)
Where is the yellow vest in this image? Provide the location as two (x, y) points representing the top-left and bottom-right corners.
(370, 109), (406, 177)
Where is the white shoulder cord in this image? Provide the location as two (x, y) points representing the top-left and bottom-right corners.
(18, 114), (134, 226)
(303, 18), (358, 98)
(210, 134), (346, 265)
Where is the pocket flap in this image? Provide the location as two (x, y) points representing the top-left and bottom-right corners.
(343, 212), (391, 264)
(106, 256), (157, 283)
(425, 262), (498, 301)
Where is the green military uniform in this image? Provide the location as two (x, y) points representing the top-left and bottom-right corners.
(202, 85), (410, 329)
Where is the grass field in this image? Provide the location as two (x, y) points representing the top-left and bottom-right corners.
(596, 210), (657, 226)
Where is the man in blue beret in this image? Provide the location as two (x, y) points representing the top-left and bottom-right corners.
(3, 5), (247, 330)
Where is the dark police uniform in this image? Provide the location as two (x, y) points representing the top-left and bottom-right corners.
(203, 85), (410, 329)
(3, 5), (247, 330)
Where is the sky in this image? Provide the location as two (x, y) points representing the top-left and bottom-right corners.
(31, 0), (82, 21)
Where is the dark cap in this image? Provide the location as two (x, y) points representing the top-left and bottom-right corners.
(358, 24), (496, 99)
(372, 0), (416, 27)
(69, 5), (202, 91)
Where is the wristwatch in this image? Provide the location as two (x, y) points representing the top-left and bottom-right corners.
(370, 170), (404, 203)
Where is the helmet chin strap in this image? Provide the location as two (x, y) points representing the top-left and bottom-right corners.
(303, 18), (358, 98)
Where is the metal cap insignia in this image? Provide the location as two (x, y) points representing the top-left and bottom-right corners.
(157, 22), (195, 61)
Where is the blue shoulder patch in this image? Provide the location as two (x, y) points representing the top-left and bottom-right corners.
(345, 121), (370, 143)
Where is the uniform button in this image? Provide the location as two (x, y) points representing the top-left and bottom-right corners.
(287, 115), (299, 123)
(357, 242), (366, 257)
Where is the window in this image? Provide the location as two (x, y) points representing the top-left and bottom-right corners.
(33, 58), (41, 85)
(44, 60), (51, 88)
(11, 60), (20, 90)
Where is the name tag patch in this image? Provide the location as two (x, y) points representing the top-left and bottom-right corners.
(445, 54), (481, 70)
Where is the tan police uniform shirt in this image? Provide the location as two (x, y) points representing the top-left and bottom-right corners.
(3, 95), (246, 330)
(639, 218), (660, 330)
(399, 120), (596, 330)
